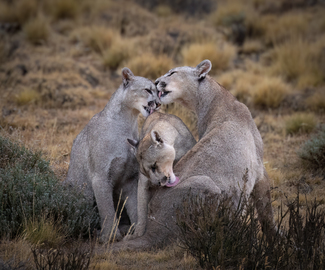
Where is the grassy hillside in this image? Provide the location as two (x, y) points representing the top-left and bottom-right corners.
(0, 0), (325, 268)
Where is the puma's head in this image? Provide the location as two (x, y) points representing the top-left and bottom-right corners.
(127, 130), (179, 187)
(122, 67), (160, 117)
(154, 59), (212, 105)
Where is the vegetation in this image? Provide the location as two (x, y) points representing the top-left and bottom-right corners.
(0, 135), (99, 239)
(176, 191), (325, 269)
(285, 113), (317, 135)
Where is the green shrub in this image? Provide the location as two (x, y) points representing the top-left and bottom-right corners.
(0, 135), (99, 239)
(298, 128), (325, 170)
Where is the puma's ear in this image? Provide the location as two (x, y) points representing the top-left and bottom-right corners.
(151, 130), (163, 146)
(196, 59), (212, 80)
(122, 67), (134, 88)
(127, 138), (139, 155)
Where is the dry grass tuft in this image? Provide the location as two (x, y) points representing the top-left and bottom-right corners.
(15, 89), (41, 106)
(125, 53), (174, 80)
(0, 0), (38, 24)
(182, 42), (236, 73)
(102, 39), (132, 70)
(49, 0), (79, 20)
(306, 91), (325, 112)
(23, 16), (50, 45)
(285, 113), (317, 135)
(269, 38), (324, 88)
(241, 39), (263, 54)
(23, 218), (65, 248)
(252, 77), (290, 108)
(263, 13), (308, 44)
(154, 4), (173, 17)
(72, 27), (118, 54)
(211, 1), (247, 27)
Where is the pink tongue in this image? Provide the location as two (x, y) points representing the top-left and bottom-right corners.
(150, 108), (154, 114)
(166, 176), (180, 187)
(158, 91), (162, 98)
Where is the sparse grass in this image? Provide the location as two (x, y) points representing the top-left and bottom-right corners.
(154, 4), (173, 17)
(126, 53), (174, 80)
(285, 113), (317, 135)
(15, 89), (40, 106)
(23, 16), (50, 45)
(211, 1), (248, 27)
(306, 91), (325, 112)
(252, 76), (290, 108)
(182, 42), (236, 73)
(269, 38), (324, 88)
(241, 39), (263, 54)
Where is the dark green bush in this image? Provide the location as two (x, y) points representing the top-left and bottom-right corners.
(297, 127), (325, 170)
(176, 191), (325, 269)
(0, 135), (99, 239)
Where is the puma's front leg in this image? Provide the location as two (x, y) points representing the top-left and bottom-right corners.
(124, 173), (149, 241)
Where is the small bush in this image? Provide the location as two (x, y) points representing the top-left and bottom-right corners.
(285, 113), (317, 135)
(23, 17), (49, 45)
(15, 89), (41, 105)
(252, 77), (289, 108)
(0, 135), (99, 239)
(176, 191), (325, 269)
(126, 53), (174, 80)
(0, 0), (38, 24)
(182, 42), (236, 73)
(298, 127), (325, 170)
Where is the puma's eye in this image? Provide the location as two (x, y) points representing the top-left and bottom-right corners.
(145, 89), (153, 95)
(168, 71), (176, 77)
(151, 162), (157, 173)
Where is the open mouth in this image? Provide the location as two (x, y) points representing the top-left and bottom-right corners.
(158, 91), (170, 98)
(143, 106), (154, 115)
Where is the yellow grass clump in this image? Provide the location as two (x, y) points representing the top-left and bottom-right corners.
(211, 1), (248, 27)
(269, 38), (324, 89)
(15, 89), (41, 106)
(23, 16), (50, 45)
(154, 5), (173, 17)
(284, 113), (317, 135)
(182, 42), (236, 73)
(125, 53), (174, 80)
(241, 39), (263, 54)
(252, 77), (289, 108)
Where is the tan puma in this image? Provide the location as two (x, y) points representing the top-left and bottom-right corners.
(112, 60), (274, 251)
(125, 112), (196, 240)
(65, 68), (159, 243)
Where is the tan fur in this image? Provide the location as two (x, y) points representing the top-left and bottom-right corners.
(125, 112), (196, 241)
(112, 60), (274, 251)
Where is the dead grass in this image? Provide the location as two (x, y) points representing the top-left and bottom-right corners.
(23, 16), (50, 45)
(269, 38), (324, 88)
(182, 42), (236, 73)
(284, 113), (317, 135)
(102, 39), (132, 70)
(241, 39), (263, 54)
(154, 4), (173, 17)
(125, 53), (174, 80)
(252, 76), (290, 108)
